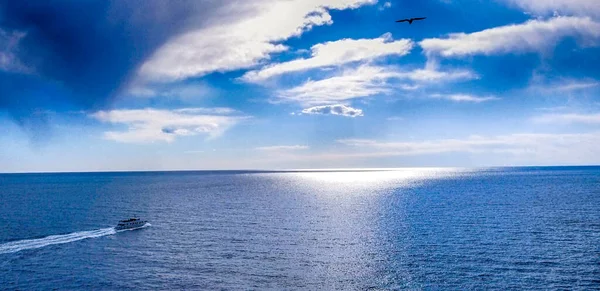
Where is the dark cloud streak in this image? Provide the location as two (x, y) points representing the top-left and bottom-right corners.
(0, 0), (231, 135)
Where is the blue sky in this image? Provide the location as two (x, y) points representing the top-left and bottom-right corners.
(1, 0), (600, 172)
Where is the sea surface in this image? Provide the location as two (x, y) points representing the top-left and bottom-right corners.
(1, 167), (599, 290)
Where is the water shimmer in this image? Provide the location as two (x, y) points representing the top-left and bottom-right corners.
(1, 167), (599, 290)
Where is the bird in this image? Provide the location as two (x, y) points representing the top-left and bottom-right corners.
(396, 17), (427, 24)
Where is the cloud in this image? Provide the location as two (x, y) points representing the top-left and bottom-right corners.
(532, 113), (600, 124)
(127, 83), (215, 100)
(420, 16), (600, 57)
(252, 132), (600, 167)
(386, 116), (404, 121)
(535, 106), (572, 112)
(502, 0), (600, 16)
(277, 65), (400, 105)
(277, 64), (479, 105)
(535, 79), (600, 92)
(300, 104), (364, 117)
(392, 59), (478, 87)
(174, 108), (239, 115)
(277, 64), (478, 105)
(397, 68), (478, 83)
(0, 0), (235, 132)
(256, 145), (309, 151)
(91, 108), (247, 143)
(0, 29), (28, 73)
(336, 132), (600, 156)
(138, 0), (377, 82)
(430, 93), (500, 103)
(379, 2), (392, 10)
(553, 81), (600, 91)
(241, 33), (413, 82)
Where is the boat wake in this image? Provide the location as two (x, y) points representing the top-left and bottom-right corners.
(0, 227), (116, 255)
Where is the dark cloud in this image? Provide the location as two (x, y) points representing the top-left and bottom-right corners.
(301, 104), (364, 117)
(161, 127), (176, 134)
(0, 0), (231, 134)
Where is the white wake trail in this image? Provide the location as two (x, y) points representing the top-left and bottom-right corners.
(0, 227), (116, 254)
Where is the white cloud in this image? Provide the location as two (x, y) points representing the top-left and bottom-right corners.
(241, 33), (413, 82)
(126, 86), (157, 98)
(336, 132), (600, 156)
(301, 104), (364, 117)
(138, 0), (377, 81)
(400, 84), (420, 90)
(553, 81), (600, 91)
(395, 59), (479, 84)
(503, 0), (600, 16)
(532, 113), (600, 124)
(397, 68), (478, 82)
(277, 65), (400, 105)
(544, 80), (599, 92)
(526, 78), (600, 95)
(256, 145), (309, 151)
(430, 93), (500, 103)
(277, 64), (479, 105)
(174, 108), (240, 115)
(420, 16), (600, 57)
(379, 2), (392, 10)
(91, 108), (247, 143)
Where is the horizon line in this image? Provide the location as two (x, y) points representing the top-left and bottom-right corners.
(1, 165), (599, 175)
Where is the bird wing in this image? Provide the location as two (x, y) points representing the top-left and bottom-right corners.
(395, 19), (409, 22)
(411, 17), (427, 21)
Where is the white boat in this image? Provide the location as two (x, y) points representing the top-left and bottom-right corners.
(115, 218), (147, 231)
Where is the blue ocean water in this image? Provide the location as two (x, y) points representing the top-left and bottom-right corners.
(1, 167), (599, 290)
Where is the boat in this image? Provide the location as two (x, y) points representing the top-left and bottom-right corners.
(115, 217), (147, 231)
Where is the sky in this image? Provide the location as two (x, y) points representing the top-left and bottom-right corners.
(1, 0), (600, 172)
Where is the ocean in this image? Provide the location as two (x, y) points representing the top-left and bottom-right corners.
(1, 167), (599, 290)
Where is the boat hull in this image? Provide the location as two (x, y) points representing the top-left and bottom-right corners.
(115, 220), (148, 231)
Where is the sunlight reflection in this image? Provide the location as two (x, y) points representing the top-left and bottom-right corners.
(289, 168), (463, 184)
(277, 168), (467, 198)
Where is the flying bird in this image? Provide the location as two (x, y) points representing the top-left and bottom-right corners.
(396, 17), (427, 24)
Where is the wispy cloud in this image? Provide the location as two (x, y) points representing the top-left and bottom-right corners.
(336, 132), (600, 156)
(241, 33), (413, 82)
(0, 29), (28, 73)
(531, 79), (600, 92)
(127, 83), (215, 100)
(502, 0), (600, 16)
(277, 65), (399, 105)
(430, 93), (500, 103)
(379, 2), (392, 10)
(553, 81), (600, 91)
(300, 104), (364, 117)
(251, 132), (600, 167)
(420, 16), (600, 57)
(397, 67), (478, 83)
(138, 0), (377, 82)
(386, 116), (404, 121)
(277, 64), (477, 105)
(91, 108), (247, 143)
(256, 145), (309, 151)
(532, 113), (600, 124)
(535, 106), (572, 112)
